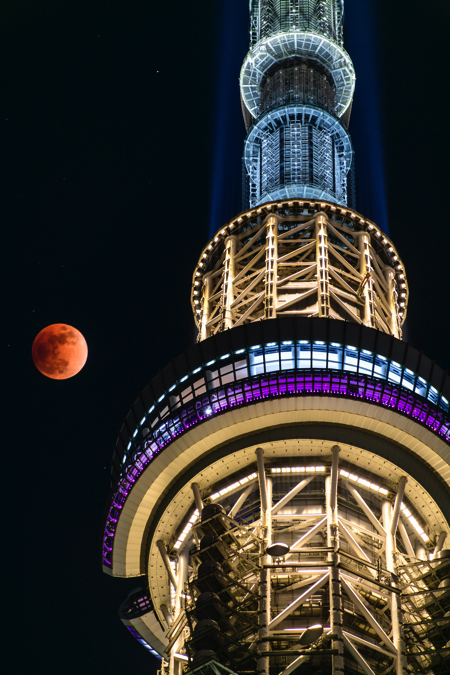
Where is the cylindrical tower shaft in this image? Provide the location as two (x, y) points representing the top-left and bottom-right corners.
(241, 0), (355, 208)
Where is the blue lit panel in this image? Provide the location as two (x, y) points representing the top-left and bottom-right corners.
(126, 626), (161, 659)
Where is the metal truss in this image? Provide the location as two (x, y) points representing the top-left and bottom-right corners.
(241, 2), (354, 213)
(155, 448), (449, 675)
(244, 105), (352, 208)
(193, 201), (406, 341)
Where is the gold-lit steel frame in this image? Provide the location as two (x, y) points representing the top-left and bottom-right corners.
(191, 201), (408, 342)
(155, 447), (448, 675)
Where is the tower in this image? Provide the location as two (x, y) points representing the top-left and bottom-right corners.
(102, 3), (450, 675)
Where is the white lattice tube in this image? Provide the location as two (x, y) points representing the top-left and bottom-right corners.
(326, 473), (344, 675)
(269, 573), (330, 629)
(398, 518), (415, 558)
(229, 482), (255, 518)
(340, 576), (396, 654)
(343, 633), (377, 675)
(339, 519), (377, 578)
(258, 473), (272, 675)
(271, 476), (314, 515)
(256, 447), (268, 514)
(191, 483), (203, 513)
(277, 655), (310, 675)
(156, 540), (178, 589)
(382, 500), (408, 675)
(160, 604), (172, 628)
(391, 476), (407, 537)
(433, 531), (447, 558)
(330, 444), (340, 512)
(347, 484), (387, 537)
(355, 231), (375, 328)
(289, 516), (328, 552)
(200, 273), (213, 340)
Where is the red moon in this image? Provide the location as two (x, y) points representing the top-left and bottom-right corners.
(32, 324), (88, 380)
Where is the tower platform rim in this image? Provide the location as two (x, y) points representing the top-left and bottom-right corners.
(102, 319), (450, 576)
(240, 30), (355, 119)
(105, 398), (450, 578)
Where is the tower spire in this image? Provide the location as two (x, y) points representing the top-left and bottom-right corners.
(191, 0), (404, 342)
(241, 0), (354, 207)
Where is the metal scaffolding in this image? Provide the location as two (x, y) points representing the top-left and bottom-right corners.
(192, 201), (406, 341)
(148, 450), (449, 675)
(249, 0), (344, 47)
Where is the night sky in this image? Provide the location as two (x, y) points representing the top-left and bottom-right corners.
(3, 1), (449, 673)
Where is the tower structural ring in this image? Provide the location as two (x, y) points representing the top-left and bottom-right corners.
(240, 32), (355, 119)
(244, 106), (353, 206)
(102, 318), (450, 675)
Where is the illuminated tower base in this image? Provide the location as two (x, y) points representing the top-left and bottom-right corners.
(104, 307), (450, 675)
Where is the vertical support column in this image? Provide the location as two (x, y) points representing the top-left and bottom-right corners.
(326, 447), (344, 675)
(172, 545), (190, 675)
(433, 531), (447, 558)
(256, 448), (271, 675)
(265, 216), (278, 319)
(415, 543), (427, 561)
(200, 273), (213, 341)
(160, 604), (172, 628)
(355, 232), (375, 328)
(382, 500), (408, 675)
(157, 540), (178, 589)
(175, 546), (189, 616)
(391, 476), (407, 538)
(191, 483), (203, 513)
(222, 236), (238, 330)
(383, 266), (400, 339)
(315, 214), (330, 318)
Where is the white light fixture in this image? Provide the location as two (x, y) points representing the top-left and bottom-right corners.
(271, 466), (326, 474)
(174, 509), (199, 550)
(340, 469), (389, 495)
(400, 503), (429, 542)
(210, 472), (258, 501)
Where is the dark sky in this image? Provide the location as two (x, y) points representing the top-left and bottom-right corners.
(3, 1), (449, 673)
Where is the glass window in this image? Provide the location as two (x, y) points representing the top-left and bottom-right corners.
(344, 346), (358, 372)
(297, 342), (312, 369)
(312, 343), (327, 368)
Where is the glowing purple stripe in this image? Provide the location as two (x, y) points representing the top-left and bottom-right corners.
(102, 371), (450, 567)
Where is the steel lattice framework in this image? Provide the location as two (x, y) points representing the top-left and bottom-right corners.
(191, 200), (407, 341)
(99, 1), (450, 674)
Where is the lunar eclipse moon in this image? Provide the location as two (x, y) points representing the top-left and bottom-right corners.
(32, 324), (88, 380)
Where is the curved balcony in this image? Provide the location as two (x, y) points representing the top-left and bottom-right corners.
(102, 318), (450, 570)
(240, 32), (355, 119)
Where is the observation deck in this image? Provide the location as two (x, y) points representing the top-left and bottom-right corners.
(102, 318), (450, 675)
